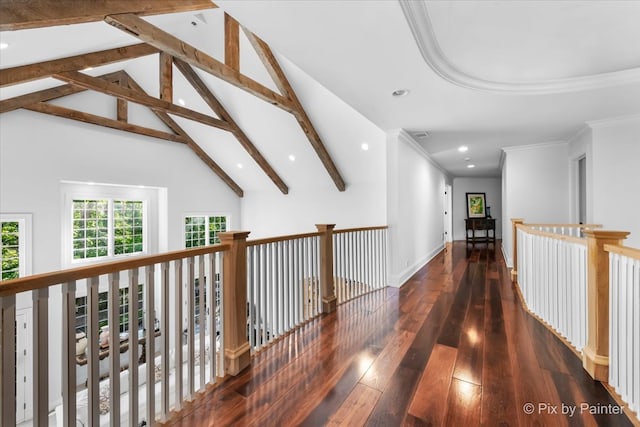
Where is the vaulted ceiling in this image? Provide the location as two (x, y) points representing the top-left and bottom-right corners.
(2, 0), (640, 183)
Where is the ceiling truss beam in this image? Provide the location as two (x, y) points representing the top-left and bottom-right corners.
(173, 58), (289, 194)
(52, 70), (232, 131)
(124, 72), (244, 197)
(25, 102), (188, 144)
(0, 0), (215, 31)
(242, 29), (347, 191)
(104, 13), (296, 114)
(0, 43), (158, 88)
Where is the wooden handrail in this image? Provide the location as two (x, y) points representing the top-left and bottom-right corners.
(247, 231), (322, 247)
(604, 243), (640, 260)
(333, 225), (388, 234)
(516, 224), (586, 245)
(0, 243), (230, 297)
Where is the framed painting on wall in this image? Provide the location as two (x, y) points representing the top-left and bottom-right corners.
(466, 192), (486, 218)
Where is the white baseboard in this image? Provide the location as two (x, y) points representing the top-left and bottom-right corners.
(501, 243), (512, 268)
(389, 244), (445, 287)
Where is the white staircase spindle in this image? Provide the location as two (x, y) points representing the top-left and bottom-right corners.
(160, 261), (170, 419)
(145, 265), (156, 425)
(173, 260), (183, 411)
(87, 276), (100, 427)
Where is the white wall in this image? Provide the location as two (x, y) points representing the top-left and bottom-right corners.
(240, 55), (387, 238)
(590, 115), (640, 248)
(452, 177), (502, 241)
(386, 130), (450, 287)
(0, 108), (241, 410)
(501, 142), (570, 266)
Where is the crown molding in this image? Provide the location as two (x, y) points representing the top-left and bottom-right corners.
(389, 129), (450, 179)
(586, 112), (640, 129)
(399, 0), (640, 94)
(502, 140), (567, 153)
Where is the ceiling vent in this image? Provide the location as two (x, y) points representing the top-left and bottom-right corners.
(413, 131), (431, 139)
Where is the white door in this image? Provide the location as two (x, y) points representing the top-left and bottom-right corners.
(444, 185), (453, 243)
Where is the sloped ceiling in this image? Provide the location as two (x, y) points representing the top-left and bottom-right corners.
(2, 1), (640, 181)
(216, 0), (640, 177)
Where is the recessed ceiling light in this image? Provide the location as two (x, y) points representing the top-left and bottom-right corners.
(178, 98), (186, 106)
(467, 164), (475, 168)
(0, 42), (9, 50)
(464, 157), (471, 162)
(237, 163), (243, 169)
(288, 154), (296, 162)
(392, 89), (409, 97)
(458, 146), (469, 153)
(361, 143), (369, 151)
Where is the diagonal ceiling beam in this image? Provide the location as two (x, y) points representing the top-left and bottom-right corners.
(104, 13), (297, 114)
(0, 71), (122, 114)
(0, 0), (215, 31)
(24, 102), (188, 144)
(53, 70), (232, 131)
(242, 29), (347, 192)
(0, 43), (158, 88)
(124, 72), (244, 197)
(173, 58), (289, 195)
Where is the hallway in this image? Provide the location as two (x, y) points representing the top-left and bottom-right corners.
(166, 242), (632, 426)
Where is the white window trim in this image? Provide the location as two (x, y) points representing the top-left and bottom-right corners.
(61, 182), (159, 268)
(0, 213), (32, 279)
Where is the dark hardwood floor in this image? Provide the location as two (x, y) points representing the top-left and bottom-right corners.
(166, 241), (633, 426)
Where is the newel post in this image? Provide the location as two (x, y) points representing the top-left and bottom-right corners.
(316, 224), (337, 314)
(582, 229), (630, 380)
(510, 218), (525, 282)
(218, 231), (251, 375)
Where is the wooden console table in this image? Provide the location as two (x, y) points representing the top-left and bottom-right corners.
(465, 218), (496, 246)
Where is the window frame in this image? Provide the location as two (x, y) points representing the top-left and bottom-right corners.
(0, 213), (32, 280)
(62, 183), (155, 267)
(183, 214), (230, 249)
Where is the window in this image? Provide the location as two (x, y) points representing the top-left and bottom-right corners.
(75, 285), (144, 334)
(1, 221), (20, 280)
(73, 199), (145, 261)
(184, 215), (228, 248)
(0, 215), (31, 281)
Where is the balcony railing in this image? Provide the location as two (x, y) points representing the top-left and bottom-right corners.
(511, 219), (639, 423)
(0, 224), (388, 426)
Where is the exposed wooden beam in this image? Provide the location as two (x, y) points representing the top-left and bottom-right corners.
(25, 102), (188, 144)
(242, 29), (347, 191)
(0, 72), (121, 114)
(124, 73), (244, 197)
(159, 52), (173, 103)
(0, 0), (214, 31)
(105, 13), (296, 114)
(117, 74), (128, 121)
(53, 70), (232, 131)
(0, 43), (158, 88)
(173, 59), (289, 195)
(224, 13), (240, 71)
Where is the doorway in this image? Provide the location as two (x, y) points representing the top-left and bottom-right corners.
(578, 156), (586, 224)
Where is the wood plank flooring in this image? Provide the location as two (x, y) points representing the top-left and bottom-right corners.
(165, 242), (633, 427)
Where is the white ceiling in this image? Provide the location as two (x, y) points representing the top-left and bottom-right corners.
(2, 1), (640, 180)
(216, 0), (640, 177)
